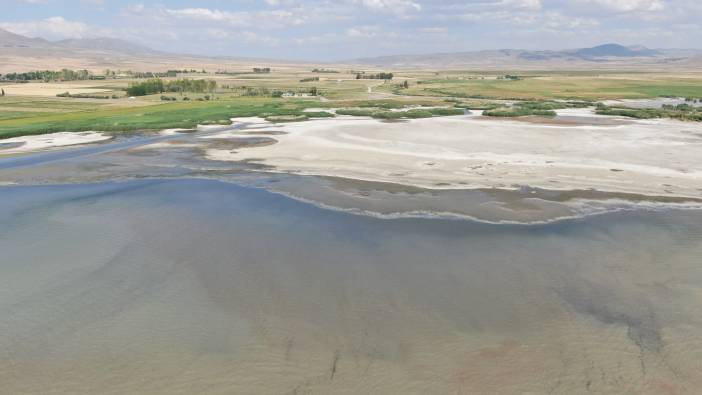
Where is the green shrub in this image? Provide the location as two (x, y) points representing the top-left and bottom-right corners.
(483, 107), (557, 117)
(265, 114), (309, 122)
(304, 111), (335, 118)
(336, 108), (377, 117)
(427, 108), (465, 116)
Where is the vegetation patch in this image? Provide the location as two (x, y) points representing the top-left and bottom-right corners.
(357, 101), (406, 109)
(595, 103), (702, 121)
(265, 114), (309, 122)
(402, 74), (702, 101)
(336, 107), (463, 119)
(516, 100), (592, 110)
(0, 98), (313, 139)
(126, 78), (217, 97)
(426, 107), (465, 116)
(355, 72), (394, 80)
(481, 100), (592, 117)
(483, 108), (557, 117)
(303, 111), (335, 118)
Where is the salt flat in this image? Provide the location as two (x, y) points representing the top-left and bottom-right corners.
(207, 110), (702, 199)
(0, 131), (111, 155)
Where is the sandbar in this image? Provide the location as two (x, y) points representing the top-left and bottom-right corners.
(0, 131), (112, 155)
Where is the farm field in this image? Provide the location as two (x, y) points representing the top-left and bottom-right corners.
(391, 72), (702, 100)
(2, 69), (702, 140)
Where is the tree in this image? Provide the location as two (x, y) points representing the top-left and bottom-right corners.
(126, 78), (165, 96)
(207, 80), (217, 98)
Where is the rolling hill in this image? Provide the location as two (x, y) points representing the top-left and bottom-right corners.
(1, 28), (700, 72)
(351, 44), (701, 69)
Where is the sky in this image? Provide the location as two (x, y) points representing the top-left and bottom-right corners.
(2, 0), (701, 60)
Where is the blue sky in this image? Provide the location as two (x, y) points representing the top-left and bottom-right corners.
(3, 0), (701, 60)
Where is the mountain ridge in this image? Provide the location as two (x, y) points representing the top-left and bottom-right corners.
(350, 43), (701, 68)
(1, 28), (701, 71)
(0, 27), (159, 55)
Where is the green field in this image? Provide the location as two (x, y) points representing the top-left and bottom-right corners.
(0, 98), (314, 139)
(2, 70), (702, 139)
(395, 73), (702, 100)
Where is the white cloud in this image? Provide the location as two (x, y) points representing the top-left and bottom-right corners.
(578, 0), (664, 12)
(346, 25), (378, 38)
(124, 3), (144, 14)
(419, 27), (447, 33)
(0, 16), (91, 39)
(357, 0), (421, 13)
(502, 0), (541, 10)
(80, 0), (105, 6)
(163, 7), (306, 28)
(293, 33), (339, 45)
(6, 0), (697, 59)
(241, 31), (280, 46)
(165, 8), (237, 22)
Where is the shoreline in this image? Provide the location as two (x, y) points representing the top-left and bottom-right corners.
(3, 110), (701, 225)
(4, 175), (702, 226)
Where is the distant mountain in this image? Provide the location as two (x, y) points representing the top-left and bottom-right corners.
(0, 27), (184, 73)
(0, 27), (300, 74)
(574, 43), (660, 59)
(0, 28), (158, 55)
(1, 29), (700, 72)
(351, 44), (697, 68)
(56, 37), (157, 55)
(0, 27), (48, 47)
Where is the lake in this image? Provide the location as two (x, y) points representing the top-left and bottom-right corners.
(1, 123), (702, 394)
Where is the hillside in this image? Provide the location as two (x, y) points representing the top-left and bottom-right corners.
(0, 28), (283, 74)
(352, 44), (702, 69)
(1, 29), (701, 72)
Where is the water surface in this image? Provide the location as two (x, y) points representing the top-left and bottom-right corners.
(2, 178), (702, 394)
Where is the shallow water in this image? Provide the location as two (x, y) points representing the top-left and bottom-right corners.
(2, 123), (702, 394)
(1, 178), (702, 394)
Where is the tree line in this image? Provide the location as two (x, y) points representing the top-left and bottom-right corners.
(1, 69), (93, 82)
(356, 72), (394, 80)
(126, 78), (217, 96)
(0, 69), (211, 82)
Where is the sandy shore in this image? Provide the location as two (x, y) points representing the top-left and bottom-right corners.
(0, 131), (112, 155)
(206, 111), (702, 199)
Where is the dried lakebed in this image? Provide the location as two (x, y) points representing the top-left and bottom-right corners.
(206, 110), (702, 200)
